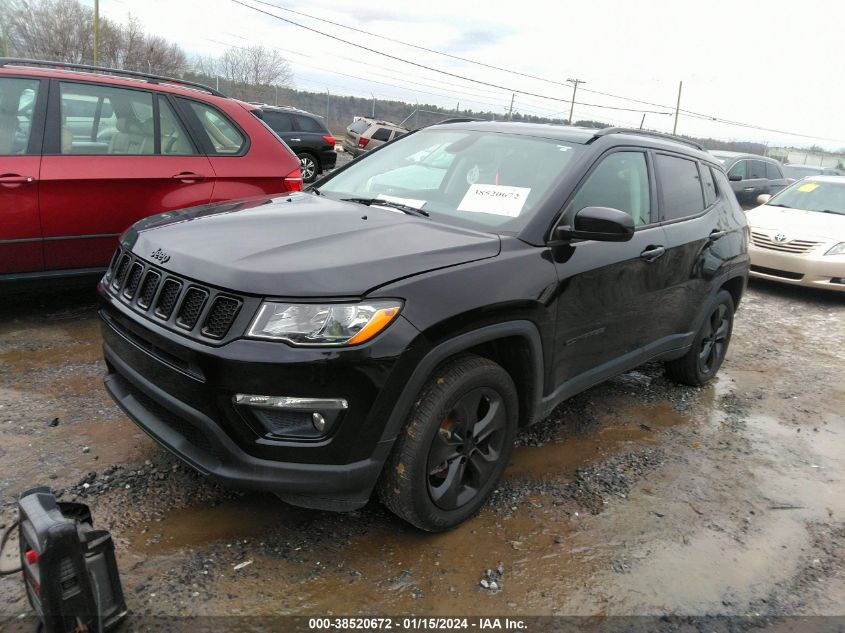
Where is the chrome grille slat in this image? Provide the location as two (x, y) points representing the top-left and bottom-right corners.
(750, 232), (821, 254)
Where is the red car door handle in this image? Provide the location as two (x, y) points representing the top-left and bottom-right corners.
(0, 173), (34, 187)
(172, 172), (206, 183)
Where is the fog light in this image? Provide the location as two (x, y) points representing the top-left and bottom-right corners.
(312, 412), (326, 432)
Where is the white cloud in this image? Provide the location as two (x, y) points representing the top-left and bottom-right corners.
(93, 0), (845, 149)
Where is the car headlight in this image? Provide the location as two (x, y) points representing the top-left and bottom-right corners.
(246, 300), (402, 345)
(825, 242), (845, 256)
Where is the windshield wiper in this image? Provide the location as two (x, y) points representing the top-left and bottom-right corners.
(341, 197), (430, 217)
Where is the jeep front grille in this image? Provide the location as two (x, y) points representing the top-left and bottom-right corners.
(175, 287), (209, 330)
(104, 247), (245, 343)
(750, 231), (822, 254)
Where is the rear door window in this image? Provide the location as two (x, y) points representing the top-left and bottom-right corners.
(262, 111), (293, 133)
(371, 127), (391, 142)
(0, 77), (40, 155)
(293, 114), (325, 133)
(765, 161), (783, 180)
(158, 96), (197, 155)
(60, 82), (155, 155)
(656, 154), (705, 220)
(748, 160), (767, 180)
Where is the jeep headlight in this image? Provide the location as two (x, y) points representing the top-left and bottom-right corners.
(825, 242), (845, 256)
(246, 300), (402, 346)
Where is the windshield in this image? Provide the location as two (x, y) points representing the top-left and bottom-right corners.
(319, 129), (581, 232)
(783, 165), (824, 179)
(767, 180), (845, 215)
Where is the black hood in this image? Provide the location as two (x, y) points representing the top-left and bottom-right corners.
(123, 193), (501, 297)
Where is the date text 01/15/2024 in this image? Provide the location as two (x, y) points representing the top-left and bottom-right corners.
(307, 617), (527, 630)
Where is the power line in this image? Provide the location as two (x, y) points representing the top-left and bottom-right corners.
(229, 0), (673, 116)
(231, 0), (845, 143)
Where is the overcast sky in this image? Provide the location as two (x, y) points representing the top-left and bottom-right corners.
(90, 0), (845, 150)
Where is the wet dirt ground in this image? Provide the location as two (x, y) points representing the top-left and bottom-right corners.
(0, 278), (843, 623)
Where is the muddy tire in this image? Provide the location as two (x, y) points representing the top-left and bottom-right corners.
(378, 354), (518, 532)
(665, 290), (735, 386)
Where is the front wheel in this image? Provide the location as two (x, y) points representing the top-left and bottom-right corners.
(665, 290), (735, 386)
(297, 152), (319, 183)
(378, 354), (518, 532)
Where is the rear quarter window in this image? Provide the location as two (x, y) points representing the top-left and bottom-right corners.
(180, 99), (245, 155)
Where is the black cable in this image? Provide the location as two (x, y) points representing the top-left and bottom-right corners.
(0, 519), (22, 576)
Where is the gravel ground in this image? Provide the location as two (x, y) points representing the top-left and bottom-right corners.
(0, 275), (843, 625)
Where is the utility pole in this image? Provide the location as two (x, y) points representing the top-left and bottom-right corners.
(326, 89), (330, 128)
(672, 80), (683, 135)
(639, 113), (646, 130)
(274, 84), (278, 105)
(371, 93), (375, 118)
(93, 0), (100, 66)
(455, 101), (460, 114)
(507, 93), (515, 120)
(566, 78), (584, 126)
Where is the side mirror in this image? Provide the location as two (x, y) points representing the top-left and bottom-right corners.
(553, 206), (635, 243)
(729, 173), (743, 182)
(756, 194), (771, 205)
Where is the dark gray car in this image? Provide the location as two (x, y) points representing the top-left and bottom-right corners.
(710, 151), (787, 205)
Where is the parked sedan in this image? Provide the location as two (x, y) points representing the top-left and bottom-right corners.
(782, 164), (844, 184)
(747, 176), (845, 292)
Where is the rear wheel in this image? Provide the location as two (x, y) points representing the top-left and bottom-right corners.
(665, 290), (735, 386)
(378, 355), (518, 532)
(297, 152), (319, 183)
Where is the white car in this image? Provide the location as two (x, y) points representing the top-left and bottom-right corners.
(747, 176), (845, 292)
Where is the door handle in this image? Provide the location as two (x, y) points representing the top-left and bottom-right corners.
(640, 245), (666, 262)
(172, 172), (206, 183)
(0, 173), (34, 187)
(709, 229), (727, 241)
(743, 187), (755, 192)
(290, 138), (301, 142)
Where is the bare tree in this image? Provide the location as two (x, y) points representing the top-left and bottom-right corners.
(219, 45), (292, 100)
(1, 0), (187, 76)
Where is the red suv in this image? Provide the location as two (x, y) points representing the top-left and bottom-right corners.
(0, 59), (302, 280)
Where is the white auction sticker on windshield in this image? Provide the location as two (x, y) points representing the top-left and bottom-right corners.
(376, 194), (427, 209)
(457, 184), (530, 217)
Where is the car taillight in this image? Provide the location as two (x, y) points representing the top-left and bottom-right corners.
(283, 168), (303, 192)
(358, 137), (370, 149)
(322, 135), (336, 147)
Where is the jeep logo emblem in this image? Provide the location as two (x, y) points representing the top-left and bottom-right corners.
(773, 233), (788, 243)
(151, 248), (171, 264)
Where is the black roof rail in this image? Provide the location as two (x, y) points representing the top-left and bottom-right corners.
(589, 127), (706, 151)
(0, 58), (226, 97)
(435, 117), (483, 125)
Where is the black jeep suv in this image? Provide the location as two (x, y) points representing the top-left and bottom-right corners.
(98, 122), (749, 531)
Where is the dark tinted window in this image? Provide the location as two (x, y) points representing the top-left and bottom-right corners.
(262, 111), (293, 133)
(571, 151), (651, 226)
(656, 154), (705, 220)
(748, 160), (767, 179)
(766, 162), (783, 180)
(728, 160), (746, 180)
(371, 127), (391, 142)
(701, 164), (717, 205)
(294, 114), (325, 133)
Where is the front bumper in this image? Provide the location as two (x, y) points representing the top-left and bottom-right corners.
(749, 245), (845, 292)
(99, 285), (424, 510)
